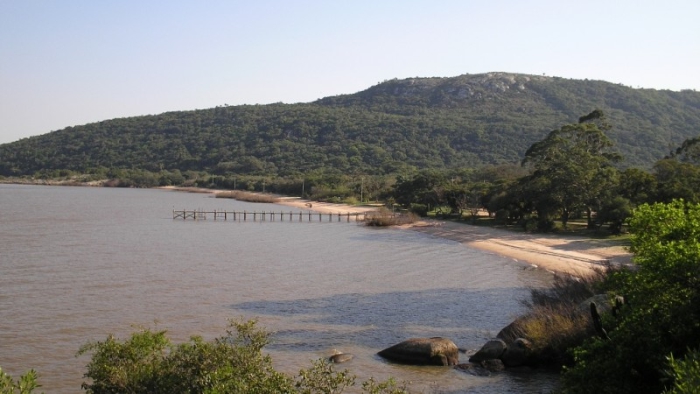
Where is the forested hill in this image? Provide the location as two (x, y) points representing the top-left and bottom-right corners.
(1, 72), (699, 177)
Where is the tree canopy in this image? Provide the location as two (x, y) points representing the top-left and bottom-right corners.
(521, 109), (620, 228)
(1, 73), (699, 177)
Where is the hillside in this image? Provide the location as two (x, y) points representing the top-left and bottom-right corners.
(1, 72), (699, 177)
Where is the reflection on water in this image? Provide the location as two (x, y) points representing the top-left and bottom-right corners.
(0, 184), (557, 393)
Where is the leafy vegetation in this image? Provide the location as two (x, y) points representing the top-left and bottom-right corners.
(559, 201), (700, 393)
(0, 367), (42, 394)
(665, 350), (700, 394)
(77, 319), (409, 394)
(520, 109), (621, 229)
(1, 73), (699, 179)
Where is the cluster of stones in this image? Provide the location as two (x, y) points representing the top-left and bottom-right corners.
(373, 335), (532, 377)
(334, 295), (622, 378)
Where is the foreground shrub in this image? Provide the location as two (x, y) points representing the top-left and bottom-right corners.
(0, 367), (42, 394)
(561, 201), (700, 393)
(665, 349), (700, 394)
(78, 319), (293, 393)
(78, 319), (408, 394)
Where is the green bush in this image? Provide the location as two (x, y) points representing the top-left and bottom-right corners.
(561, 201), (700, 393)
(77, 318), (408, 394)
(0, 367), (42, 394)
(665, 349), (700, 394)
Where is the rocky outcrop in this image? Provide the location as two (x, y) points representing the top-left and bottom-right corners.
(378, 337), (459, 366)
(488, 294), (625, 369)
(467, 337), (533, 369)
(328, 352), (354, 363)
(468, 339), (507, 363)
(501, 338), (532, 367)
(496, 317), (527, 344)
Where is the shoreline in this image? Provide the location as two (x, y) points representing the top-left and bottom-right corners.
(267, 191), (632, 276)
(409, 221), (631, 276)
(11, 182), (634, 276)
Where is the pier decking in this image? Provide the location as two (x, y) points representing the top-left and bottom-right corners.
(172, 210), (372, 222)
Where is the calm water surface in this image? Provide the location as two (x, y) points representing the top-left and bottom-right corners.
(0, 184), (557, 393)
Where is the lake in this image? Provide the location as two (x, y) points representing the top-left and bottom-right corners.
(0, 184), (557, 393)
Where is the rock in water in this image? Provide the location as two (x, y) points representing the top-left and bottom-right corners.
(378, 337), (459, 366)
(468, 339), (507, 363)
(501, 338), (532, 367)
(329, 353), (354, 363)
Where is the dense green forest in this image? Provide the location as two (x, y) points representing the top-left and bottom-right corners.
(1, 73), (699, 177)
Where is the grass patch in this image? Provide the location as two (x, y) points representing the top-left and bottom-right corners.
(498, 266), (618, 366)
(215, 190), (280, 203)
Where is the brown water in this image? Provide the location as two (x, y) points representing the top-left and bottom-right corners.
(0, 184), (557, 393)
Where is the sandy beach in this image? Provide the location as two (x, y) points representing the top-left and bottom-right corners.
(160, 186), (633, 276)
(409, 221), (631, 276)
(275, 196), (380, 215)
(276, 197), (632, 276)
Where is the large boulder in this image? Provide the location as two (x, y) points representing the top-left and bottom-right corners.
(501, 338), (532, 367)
(378, 337), (459, 366)
(468, 339), (507, 363)
(496, 317), (527, 344)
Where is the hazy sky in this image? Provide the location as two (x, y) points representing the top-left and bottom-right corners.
(1, 0), (698, 144)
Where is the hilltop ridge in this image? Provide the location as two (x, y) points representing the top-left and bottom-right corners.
(1, 72), (699, 176)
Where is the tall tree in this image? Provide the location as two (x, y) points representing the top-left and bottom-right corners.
(653, 135), (700, 203)
(521, 110), (621, 228)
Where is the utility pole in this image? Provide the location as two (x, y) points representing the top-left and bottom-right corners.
(361, 177), (364, 203)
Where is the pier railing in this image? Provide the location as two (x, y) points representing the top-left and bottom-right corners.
(172, 210), (375, 222)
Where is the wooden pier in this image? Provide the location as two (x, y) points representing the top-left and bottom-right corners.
(172, 210), (372, 223)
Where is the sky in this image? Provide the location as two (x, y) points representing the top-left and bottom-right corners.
(1, 0), (698, 144)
